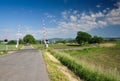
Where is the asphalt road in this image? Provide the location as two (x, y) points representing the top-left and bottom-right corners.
(0, 46), (50, 81)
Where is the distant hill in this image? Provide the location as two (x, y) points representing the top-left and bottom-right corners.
(104, 37), (120, 40)
(48, 38), (75, 44)
(48, 38), (74, 41)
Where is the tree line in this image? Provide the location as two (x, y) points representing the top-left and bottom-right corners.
(76, 31), (104, 45)
(2, 31), (104, 45)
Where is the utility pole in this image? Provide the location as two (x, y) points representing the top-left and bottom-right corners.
(16, 25), (21, 48)
(42, 20), (48, 48)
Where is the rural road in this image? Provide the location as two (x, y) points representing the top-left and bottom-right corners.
(0, 46), (50, 81)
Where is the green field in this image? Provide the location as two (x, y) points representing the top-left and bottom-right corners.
(0, 44), (23, 55)
(47, 41), (120, 81)
(0, 44), (17, 50)
(32, 44), (81, 49)
(0, 44), (23, 50)
(64, 47), (120, 72)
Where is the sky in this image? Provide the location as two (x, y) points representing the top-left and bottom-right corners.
(0, 0), (120, 40)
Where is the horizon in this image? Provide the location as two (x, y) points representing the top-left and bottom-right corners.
(0, 0), (120, 40)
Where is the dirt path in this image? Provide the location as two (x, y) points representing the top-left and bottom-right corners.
(46, 52), (83, 81)
(99, 43), (116, 47)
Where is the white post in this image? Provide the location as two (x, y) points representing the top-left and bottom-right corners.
(4, 36), (8, 51)
(42, 19), (48, 48)
(16, 25), (21, 48)
(16, 39), (19, 48)
(6, 44), (8, 51)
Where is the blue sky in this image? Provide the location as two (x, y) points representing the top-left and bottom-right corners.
(0, 0), (120, 40)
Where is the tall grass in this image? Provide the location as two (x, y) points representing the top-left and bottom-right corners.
(48, 49), (119, 81)
(64, 46), (120, 74)
(43, 50), (69, 81)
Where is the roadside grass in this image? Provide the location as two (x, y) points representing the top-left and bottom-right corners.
(32, 44), (81, 49)
(0, 44), (23, 56)
(32, 44), (44, 49)
(0, 44), (20, 50)
(0, 51), (7, 56)
(42, 50), (69, 81)
(48, 48), (120, 81)
(32, 42), (120, 81)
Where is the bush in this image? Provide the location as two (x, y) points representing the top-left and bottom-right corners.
(89, 36), (104, 44)
(8, 40), (16, 45)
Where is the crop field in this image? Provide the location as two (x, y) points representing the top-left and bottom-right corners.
(47, 41), (120, 81)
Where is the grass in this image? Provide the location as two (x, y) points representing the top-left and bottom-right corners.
(64, 43), (120, 73)
(0, 51), (7, 56)
(32, 44), (44, 49)
(0, 44), (18, 50)
(32, 43), (81, 49)
(42, 50), (69, 81)
(49, 44), (80, 49)
(49, 42), (120, 81)
(0, 44), (23, 56)
(48, 50), (119, 81)
(32, 42), (120, 81)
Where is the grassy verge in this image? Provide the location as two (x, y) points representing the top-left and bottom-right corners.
(48, 49), (119, 81)
(32, 44), (44, 49)
(0, 51), (7, 56)
(43, 50), (69, 81)
(0, 44), (23, 50)
(0, 44), (23, 56)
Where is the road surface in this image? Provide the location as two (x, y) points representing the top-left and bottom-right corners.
(0, 46), (50, 81)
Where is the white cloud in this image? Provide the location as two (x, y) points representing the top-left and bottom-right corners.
(96, 5), (101, 8)
(97, 21), (107, 27)
(106, 2), (120, 25)
(73, 10), (78, 14)
(45, 11), (105, 37)
(44, 2), (120, 38)
(70, 15), (77, 22)
(114, 2), (120, 7)
(50, 19), (57, 23)
(44, 13), (55, 19)
(117, 2), (120, 7)
(106, 8), (110, 10)
(103, 9), (107, 13)
(61, 11), (68, 19)
(3, 2), (119, 39)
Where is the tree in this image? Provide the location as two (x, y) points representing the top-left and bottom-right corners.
(23, 34), (36, 44)
(56, 40), (67, 44)
(76, 31), (92, 45)
(19, 39), (24, 44)
(89, 36), (104, 44)
(8, 40), (16, 45)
